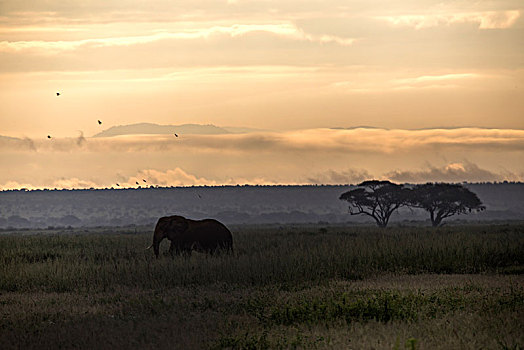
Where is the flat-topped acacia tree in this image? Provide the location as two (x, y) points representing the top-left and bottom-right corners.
(408, 183), (485, 227)
(339, 180), (408, 227)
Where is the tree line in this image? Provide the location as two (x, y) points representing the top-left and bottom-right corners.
(339, 181), (485, 227)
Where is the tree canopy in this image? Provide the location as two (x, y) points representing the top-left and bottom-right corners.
(339, 181), (485, 227)
(408, 183), (485, 226)
(339, 180), (407, 227)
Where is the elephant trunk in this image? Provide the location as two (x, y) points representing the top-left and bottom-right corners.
(153, 238), (160, 258)
(149, 228), (165, 258)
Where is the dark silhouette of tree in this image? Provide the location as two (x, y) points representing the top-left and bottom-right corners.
(408, 183), (485, 227)
(339, 180), (407, 227)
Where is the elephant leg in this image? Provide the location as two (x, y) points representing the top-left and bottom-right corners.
(169, 242), (182, 257)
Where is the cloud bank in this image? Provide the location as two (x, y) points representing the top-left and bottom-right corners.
(385, 162), (519, 183)
(1, 161), (519, 191)
(377, 10), (521, 29)
(305, 169), (373, 185)
(0, 127), (522, 190)
(3, 127), (523, 154)
(0, 22), (356, 55)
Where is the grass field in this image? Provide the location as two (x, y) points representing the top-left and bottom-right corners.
(1, 224), (523, 349)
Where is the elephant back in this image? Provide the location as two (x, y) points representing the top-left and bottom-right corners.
(187, 218), (233, 251)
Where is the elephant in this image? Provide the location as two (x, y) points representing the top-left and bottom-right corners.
(147, 215), (233, 258)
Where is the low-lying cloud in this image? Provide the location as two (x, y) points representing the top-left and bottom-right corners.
(3, 127), (524, 155)
(129, 168), (216, 187)
(386, 162), (519, 183)
(305, 169), (373, 185)
(1, 160), (521, 191)
(53, 177), (98, 189)
(1, 127), (523, 190)
(126, 168), (280, 187)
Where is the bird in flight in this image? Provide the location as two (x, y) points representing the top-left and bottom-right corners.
(142, 179), (147, 183)
(174, 133), (179, 137)
(135, 181), (139, 185)
(47, 135), (52, 139)
(56, 92), (60, 96)
(116, 183), (120, 187)
(98, 120), (102, 125)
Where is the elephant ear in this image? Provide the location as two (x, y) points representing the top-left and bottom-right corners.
(168, 216), (189, 235)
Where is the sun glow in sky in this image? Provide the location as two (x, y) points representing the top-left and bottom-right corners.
(1, 0), (523, 188)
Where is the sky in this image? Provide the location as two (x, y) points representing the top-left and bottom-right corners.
(1, 0), (523, 189)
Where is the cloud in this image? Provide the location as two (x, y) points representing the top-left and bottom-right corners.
(76, 131), (86, 147)
(179, 128), (524, 155)
(385, 161), (521, 183)
(0, 22), (355, 55)
(396, 73), (478, 83)
(0, 180), (35, 190)
(22, 137), (37, 151)
(3, 127), (524, 155)
(1, 128), (523, 190)
(0, 135), (37, 151)
(305, 169), (373, 185)
(124, 168), (279, 187)
(52, 177), (98, 189)
(376, 10), (521, 29)
(0, 177), (100, 190)
(130, 168), (217, 187)
(333, 72), (485, 92)
(5, 161), (519, 191)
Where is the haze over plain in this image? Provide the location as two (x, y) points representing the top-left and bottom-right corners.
(1, 0), (523, 189)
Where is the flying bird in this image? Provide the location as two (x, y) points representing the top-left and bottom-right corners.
(116, 183), (120, 187)
(98, 120), (102, 125)
(136, 181), (139, 185)
(47, 135), (52, 139)
(174, 133), (178, 137)
(142, 179), (147, 183)
(56, 92), (60, 96)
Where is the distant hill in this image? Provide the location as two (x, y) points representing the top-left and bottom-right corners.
(93, 123), (266, 137)
(0, 183), (523, 228)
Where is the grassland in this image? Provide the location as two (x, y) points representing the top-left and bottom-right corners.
(0, 224), (523, 349)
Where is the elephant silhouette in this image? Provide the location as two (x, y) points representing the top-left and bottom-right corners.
(147, 215), (233, 257)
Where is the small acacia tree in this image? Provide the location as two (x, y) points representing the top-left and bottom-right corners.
(408, 183), (485, 227)
(339, 180), (407, 227)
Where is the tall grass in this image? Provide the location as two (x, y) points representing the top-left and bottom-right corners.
(1, 224), (522, 293)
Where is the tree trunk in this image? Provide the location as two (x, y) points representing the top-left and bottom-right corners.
(431, 215), (443, 227)
(375, 217), (388, 228)
(429, 210), (443, 227)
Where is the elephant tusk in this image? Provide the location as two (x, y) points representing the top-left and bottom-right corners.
(146, 244), (153, 250)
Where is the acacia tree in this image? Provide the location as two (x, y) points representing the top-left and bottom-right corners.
(339, 180), (407, 227)
(408, 183), (485, 227)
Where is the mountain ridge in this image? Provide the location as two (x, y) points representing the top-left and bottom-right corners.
(92, 123), (272, 137)
(93, 123), (232, 137)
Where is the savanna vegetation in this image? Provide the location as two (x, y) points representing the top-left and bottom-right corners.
(1, 224), (523, 349)
(339, 181), (485, 227)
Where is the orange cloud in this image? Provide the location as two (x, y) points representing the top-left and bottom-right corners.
(385, 162), (519, 183)
(129, 168), (216, 187)
(0, 22), (355, 55)
(377, 10), (521, 29)
(3, 128), (524, 155)
(1, 128), (523, 190)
